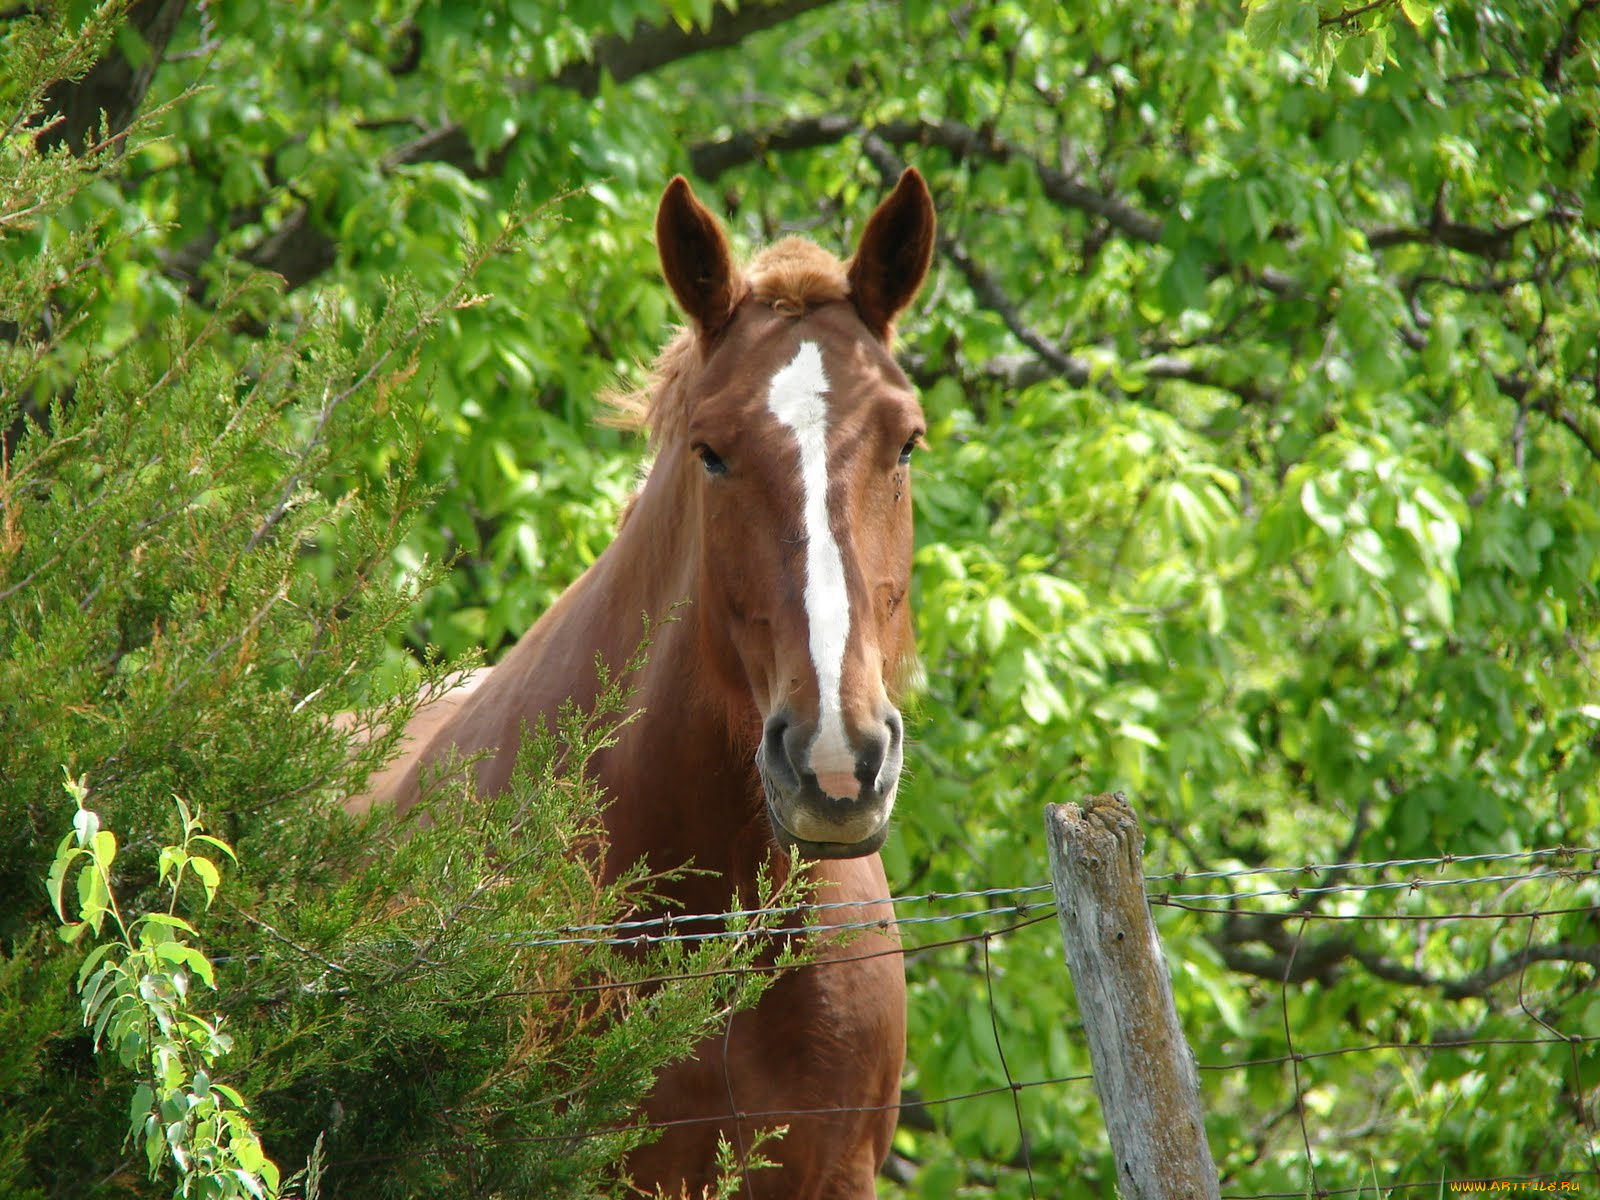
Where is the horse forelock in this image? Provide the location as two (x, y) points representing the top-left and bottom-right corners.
(748, 237), (850, 315)
(602, 236), (852, 453)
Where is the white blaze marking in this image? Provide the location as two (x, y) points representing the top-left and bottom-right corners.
(766, 342), (852, 775)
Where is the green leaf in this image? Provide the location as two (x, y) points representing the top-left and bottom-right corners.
(139, 912), (199, 936)
(76, 941), (119, 989)
(190, 834), (238, 865)
(980, 595), (1013, 653)
(128, 1083), (155, 1138)
(158, 845), (185, 885)
(77, 861), (110, 931)
(73, 804), (99, 849)
(81, 962), (122, 1023)
(1398, 0), (1430, 27)
(144, 1115), (163, 1174)
(1301, 478), (1344, 538)
(189, 854), (221, 906)
(1158, 242), (1209, 314)
(233, 1129), (266, 1172)
(46, 845), (85, 920)
(154, 942), (218, 990)
(91, 989), (121, 1049)
(91, 828), (117, 872)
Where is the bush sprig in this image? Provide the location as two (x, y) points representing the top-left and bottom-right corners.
(47, 772), (284, 1200)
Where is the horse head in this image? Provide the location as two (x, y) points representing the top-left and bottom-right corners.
(644, 170), (935, 860)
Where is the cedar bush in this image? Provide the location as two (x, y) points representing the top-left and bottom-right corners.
(1, 6), (794, 1196)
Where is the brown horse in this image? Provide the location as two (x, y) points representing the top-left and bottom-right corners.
(353, 169), (935, 1198)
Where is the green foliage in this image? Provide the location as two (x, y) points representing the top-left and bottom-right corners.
(2, 8), (805, 1197)
(48, 778), (286, 1199)
(6, 0), (1599, 1196)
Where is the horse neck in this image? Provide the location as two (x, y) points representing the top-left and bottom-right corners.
(552, 456), (775, 907)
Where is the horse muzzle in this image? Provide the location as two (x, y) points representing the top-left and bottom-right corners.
(766, 810), (892, 859)
(757, 709), (902, 859)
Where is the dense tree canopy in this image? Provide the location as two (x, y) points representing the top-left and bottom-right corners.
(5, 0), (1599, 1196)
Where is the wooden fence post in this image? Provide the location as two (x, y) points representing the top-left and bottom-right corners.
(1045, 792), (1220, 1200)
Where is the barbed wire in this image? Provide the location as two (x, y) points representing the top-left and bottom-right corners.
(491, 913), (1060, 999)
(509, 845), (1596, 943)
(513, 881), (1059, 938)
(1153, 864), (1598, 905)
(508, 900), (1046, 947)
(503, 853), (1597, 950)
(1145, 844), (1598, 882)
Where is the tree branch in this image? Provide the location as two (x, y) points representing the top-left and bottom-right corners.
(581, 0), (839, 91)
(688, 113), (855, 180)
(878, 117), (1169, 245)
(693, 114), (1166, 245)
(696, 115), (1303, 296)
(861, 133), (1273, 408)
(240, 205), (337, 292)
(1543, 0), (1600, 86)
(1531, 396), (1600, 466)
(129, 1), (839, 294)
(186, 0), (841, 291)
(38, 0), (187, 154)
(1366, 211), (1580, 260)
(388, 0), (841, 177)
(1356, 941), (1600, 1001)
(1319, 0), (1396, 28)
(1208, 911), (1600, 1002)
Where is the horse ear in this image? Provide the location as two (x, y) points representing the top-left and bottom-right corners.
(656, 175), (738, 335)
(848, 168), (936, 340)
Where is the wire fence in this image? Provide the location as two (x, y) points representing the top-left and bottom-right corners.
(505, 845), (1598, 948)
(402, 844), (1600, 1193)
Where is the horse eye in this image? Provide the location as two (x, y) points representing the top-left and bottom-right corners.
(898, 435), (921, 466)
(696, 445), (728, 477)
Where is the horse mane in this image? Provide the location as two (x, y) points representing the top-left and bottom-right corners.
(603, 237), (851, 450)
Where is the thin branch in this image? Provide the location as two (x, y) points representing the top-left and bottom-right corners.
(1367, 213), (1567, 259)
(1319, 0), (1396, 28)
(688, 113), (854, 179)
(1356, 941), (1600, 1001)
(1543, 0), (1600, 86)
(1212, 909), (1600, 1001)
(937, 232), (1084, 381)
(227, 903), (350, 976)
(1531, 396), (1600, 467)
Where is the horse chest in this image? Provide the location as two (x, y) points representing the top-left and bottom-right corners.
(636, 920), (905, 1199)
(752, 922), (905, 1065)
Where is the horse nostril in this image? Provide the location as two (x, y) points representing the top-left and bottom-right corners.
(855, 735), (887, 794)
(855, 710), (903, 796)
(761, 713), (800, 789)
(876, 710), (906, 792)
(884, 708), (904, 749)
